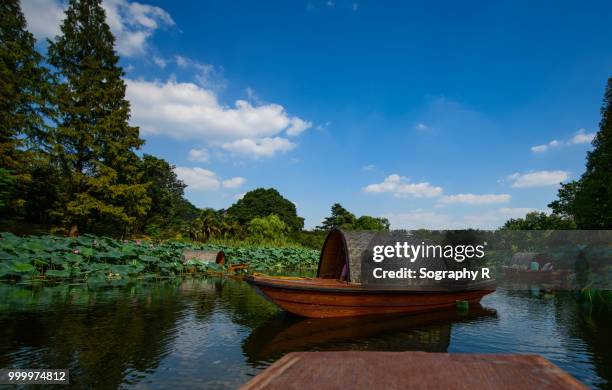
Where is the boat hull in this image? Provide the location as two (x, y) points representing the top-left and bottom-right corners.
(246, 276), (495, 318)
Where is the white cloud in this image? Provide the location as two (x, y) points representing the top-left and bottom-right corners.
(570, 128), (596, 144)
(363, 174), (443, 198)
(174, 167), (246, 192)
(222, 177), (246, 189)
(21, 0), (64, 41)
(153, 56), (167, 68)
(531, 128), (595, 153)
(362, 164), (376, 171)
(188, 148), (210, 163)
(126, 79), (310, 143)
(531, 140), (560, 153)
(173, 55), (225, 89)
(439, 193), (511, 205)
(22, 0), (174, 57)
(221, 137), (296, 158)
(507, 170), (569, 188)
(415, 123), (428, 131)
(174, 167), (220, 191)
(286, 117), (313, 137)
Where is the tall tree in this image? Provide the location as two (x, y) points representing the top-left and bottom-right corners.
(318, 203), (356, 230)
(140, 155), (186, 229)
(549, 78), (612, 228)
(0, 0), (51, 215)
(227, 188), (304, 231)
(47, 0), (150, 235)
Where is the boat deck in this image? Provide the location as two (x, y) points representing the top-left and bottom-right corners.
(240, 351), (586, 390)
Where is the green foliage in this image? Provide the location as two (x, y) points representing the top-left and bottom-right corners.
(46, 0), (150, 235)
(0, 0), (52, 218)
(502, 212), (576, 230)
(318, 203), (390, 231)
(549, 78), (612, 228)
(141, 155), (187, 233)
(0, 168), (14, 209)
(318, 203), (356, 230)
(227, 188), (304, 231)
(352, 215), (390, 230)
(0, 232), (319, 282)
(0, 0), (50, 168)
(248, 214), (287, 244)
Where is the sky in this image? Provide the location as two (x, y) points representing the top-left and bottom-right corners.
(21, 0), (612, 229)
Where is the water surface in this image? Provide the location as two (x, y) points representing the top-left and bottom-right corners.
(0, 278), (610, 389)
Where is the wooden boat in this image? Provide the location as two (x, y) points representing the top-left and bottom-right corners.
(246, 229), (496, 318)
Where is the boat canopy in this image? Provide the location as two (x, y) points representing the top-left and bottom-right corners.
(317, 229), (377, 283)
(317, 229), (489, 285)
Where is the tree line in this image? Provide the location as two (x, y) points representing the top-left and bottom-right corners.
(0, 0), (388, 245)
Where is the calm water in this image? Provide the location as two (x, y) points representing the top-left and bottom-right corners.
(0, 278), (611, 389)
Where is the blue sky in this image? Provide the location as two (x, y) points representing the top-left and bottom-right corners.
(23, 0), (612, 229)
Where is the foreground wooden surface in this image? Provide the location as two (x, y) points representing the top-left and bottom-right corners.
(240, 351), (586, 390)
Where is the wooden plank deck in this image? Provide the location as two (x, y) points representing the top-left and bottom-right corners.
(240, 351), (586, 390)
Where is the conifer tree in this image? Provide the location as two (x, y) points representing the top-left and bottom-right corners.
(47, 0), (150, 235)
(0, 0), (50, 215)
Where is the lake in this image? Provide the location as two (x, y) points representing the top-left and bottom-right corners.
(0, 278), (610, 389)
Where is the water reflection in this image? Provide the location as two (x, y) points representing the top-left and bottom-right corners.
(0, 279), (610, 389)
(243, 305), (497, 365)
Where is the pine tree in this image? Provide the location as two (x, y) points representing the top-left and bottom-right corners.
(47, 0), (150, 235)
(0, 0), (50, 215)
(549, 78), (612, 228)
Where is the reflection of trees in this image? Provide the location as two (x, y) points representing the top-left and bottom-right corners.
(0, 281), (189, 388)
(243, 305), (497, 366)
(554, 293), (612, 388)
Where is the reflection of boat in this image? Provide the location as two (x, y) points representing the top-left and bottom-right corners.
(246, 230), (495, 318)
(243, 305), (497, 364)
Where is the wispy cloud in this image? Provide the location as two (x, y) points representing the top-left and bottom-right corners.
(531, 128), (595, 153)
(221, 137), (296, 159)
(506, 170), (570, 188)
(188, 148), (210, 163)
(363, 174), (443, 198)
(174, 167), (246, 191)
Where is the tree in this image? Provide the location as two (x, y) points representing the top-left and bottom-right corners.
(227, 188), (304, 231)
(47, 0), (150, 235)
(317, 203), (389, 231)
(248, 214), (287, 243)
(502, 212), (576, 230)
(141, 155), (186, 229)
(0, 0), (51, 216)
(318, 203), (356, 230)
(352, 215), (390, 231)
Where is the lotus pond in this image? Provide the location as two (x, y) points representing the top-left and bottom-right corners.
(1, 277), (612, 389)
(0, 233), (320, 281)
